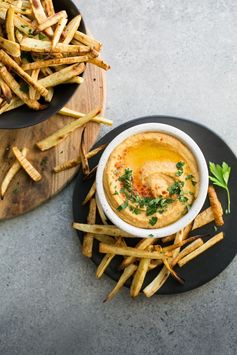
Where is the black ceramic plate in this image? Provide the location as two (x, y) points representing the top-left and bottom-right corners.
(0, 0), (86, 129)
(73, 116), (237, 294)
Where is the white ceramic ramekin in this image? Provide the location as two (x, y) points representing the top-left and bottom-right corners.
(96, 123), (209, 238)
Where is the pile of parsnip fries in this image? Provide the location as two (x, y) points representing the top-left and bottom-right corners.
(73, 177), (224, 301)
(0, 0), (110, 114)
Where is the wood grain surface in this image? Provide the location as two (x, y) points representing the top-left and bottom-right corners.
(0, 63), (106, 220)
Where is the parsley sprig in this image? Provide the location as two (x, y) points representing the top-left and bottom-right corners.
(209, 162), (231, 214)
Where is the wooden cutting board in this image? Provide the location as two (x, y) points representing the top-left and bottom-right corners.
(0, 63), (106, 220)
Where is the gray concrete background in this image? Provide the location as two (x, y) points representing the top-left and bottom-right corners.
(0, 1), (237, 354)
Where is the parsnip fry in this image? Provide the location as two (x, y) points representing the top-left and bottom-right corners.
(38, 63), (85, 88)
(14, 14), (36, 35)
(80, 128), (90, 176)
(192, 207), (215, 230)
(6, 6), (15, 42)
(53, 144), (107, 173)
(58, 107), (113, 126)
(30, 0), (54, 36)
(0, 97), (23, 114)
(64, 76), (84, 85)
(96, 239), (123, 279)
(44, 87), (54, 103)
(43, 0), (55, 17)
(0, 35), (20, 57)
(99, 243), (170, 260)
(0, 78), (12, 103)
(63, 15), (81, 44)
(82, 198), (96, 257)
(52, 16), (68, 48)
(95, 195), (108, 225)
(178, 233), (224, 267)
(0, 66), (42, 110)
(104, 264), (137, 302)
(73, 223), (132, 238)
(88, 58), (111, 71)
(37, 10), (67, 33)
(130, 257), (150, 297)
(12, 146), (42, 182)
(0, 50), (48, 97)
(1, 147), (28, 198)
(93, 234), (115, 245)
(119, 237), (157, 270)
(171, 239), (204, 266)
(29, 68), (40, 100)
(208, 185), (224, 226)
(37, 106), (100, 151)
(74, 31), (102, 51)
(82, 181), (96, 205)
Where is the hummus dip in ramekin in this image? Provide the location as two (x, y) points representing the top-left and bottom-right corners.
(96, 123), (209, 238)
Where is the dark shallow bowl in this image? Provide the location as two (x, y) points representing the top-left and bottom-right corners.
(0, 0), (86, 129)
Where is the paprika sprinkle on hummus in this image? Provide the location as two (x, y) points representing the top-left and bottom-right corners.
(103, 132), (199, 229)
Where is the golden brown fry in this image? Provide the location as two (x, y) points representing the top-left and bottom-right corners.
(73, 223), (132, 238)
(53, 144), (107, 173)
(95, 195), (108, 225)
(63, 15), (81, 44)
(64, 76), (84, 85)
(74, 31), (102, 51)
(15, 29), (23, 43)
(52, 16), (68, 49)
(178, 233), (224, 267)
(42, 0), (54, 17)
(0, 35), (20, 57)
(37, 106), (100, 151)
(0, 66), (42, 110)
(88, 58), (111, 71)
(96, 238), (123, 279)
(0, 50), (48, 97)
(0, 78), (12, 103)
(208, 185), (224, 226)
(0, 96), (23, 114)
(82, 181), (96, 205)
(58, 107), (113, 126)
(29, 68), (40, 100)
(37, 10), (67, 32)
(38, 63), (85, 88)
(99, 243), (170, 260)
(104, 264), (137, 302)
(21, 54), (95, 71)
(6, 6), (15, 42)
(12, 146), (42, 182)
(80, 128), (90, 176)
(82, 198), (97, 258)
(148, 259), (163, 270)
(93, 234), (115, 245)
(192, 207), (215, 230)
(130, 255), (150, 297)
(14, 14), (36, 35)
(161, 234), (176, 244)
(119, 237), (157, 270)
(44, 87), (54, 102)
(21, 37), (90, 54)
(1, 147), (28, 198)
(162, 235), (205, 252)
(30, 0), (53, 36)
(171, 238), (204, 266)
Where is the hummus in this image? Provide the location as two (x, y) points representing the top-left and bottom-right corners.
(103, 132), (199, 229)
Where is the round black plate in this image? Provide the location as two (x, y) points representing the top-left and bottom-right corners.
(0, 0), (86, 129)
(73, 116), (237, 294)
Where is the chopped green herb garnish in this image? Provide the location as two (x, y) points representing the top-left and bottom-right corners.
(168, 181), (184, 196)
(185, 174), (197, 186)
(176, 161), (185, 176)
(38, 33), (46, 40)
(113, 191), (119, 195)
(117, 200), (128, 211)
(149, 216), (158, 226)
(209, 162), (231, 214)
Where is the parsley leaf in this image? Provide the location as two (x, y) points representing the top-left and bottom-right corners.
(209, 162), (231, 214)
(117, 200), (128, 211)
(149, 216), (158, 226)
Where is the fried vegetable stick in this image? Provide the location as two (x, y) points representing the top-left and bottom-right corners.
(0, 66), (42, 110)
(80, 128), (90, 176)
(20, 38), (90, 54)
(14, 14), (36, 35)
(208, 185), (224, 226)
(95, 195), (108, 225)
(12, 146), (42, 181)
(73, 223), (132, 238)
(64, 76), (84, 85)
(130, 255), (150, 297)
(44, 87), (53, 102)
(119, 237), (158, 270)
(74, 31), (102, 52)
(15, 29), (23, 43)
(82, 198), (96, 257)
(29, 0), (53, 36)
(21, 54), (95, 70)
(0, 78), (12, 103)
(52, 16), (67, 49)
(104, 264), (137, 302)
(38, 63), (85, 88)
(93, 234), (115, 245)
(82, 181), (96, 205)
(0, 50), (48, 97)
(29, 68), (40, 100)
(63, 15), (81, 44)
(171, 238), (204, 266)
(162, 258), (184, 284)
(58, 107), (113, 126)
(6, 6), (15, 42)
(0, 35), (20, 57)
(42, 0), (54, 17)
(88, 58), (111, 71)
(0, 96), (23, 114)
(53, 144), (106, 173)
(96, 238), (123, 279)
(178, 233), (224, 267)
(37, 10), (67, 33)
(192, 207), (215, 230)
(99, 243), (170, 260)
(37, 106), (100, 151)
(1, 147), (28, 198)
